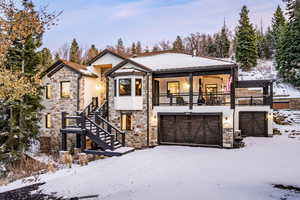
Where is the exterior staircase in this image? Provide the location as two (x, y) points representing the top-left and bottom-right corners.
(60, 97), (133, 156)
(292, 112), (300, 124)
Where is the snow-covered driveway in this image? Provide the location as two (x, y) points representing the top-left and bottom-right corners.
(2, 135), (300, 200)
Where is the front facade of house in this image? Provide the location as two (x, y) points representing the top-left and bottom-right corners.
(40, 50), (274, 152)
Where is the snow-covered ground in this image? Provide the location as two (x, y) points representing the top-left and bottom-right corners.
(1, 131), (300, 200)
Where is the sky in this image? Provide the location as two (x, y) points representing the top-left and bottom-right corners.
(34, 0), (285, 53)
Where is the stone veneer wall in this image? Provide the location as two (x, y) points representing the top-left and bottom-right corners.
(108, 74), (158, 149)
(40, 67), (81, 152)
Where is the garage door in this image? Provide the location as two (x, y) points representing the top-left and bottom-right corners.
(159, 114), (222, 146)
(239, 112), (268, 137)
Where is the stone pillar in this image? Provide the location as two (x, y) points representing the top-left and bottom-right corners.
(223, 128), (233, 148)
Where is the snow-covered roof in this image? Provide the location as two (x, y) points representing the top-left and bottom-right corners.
(130, 53), (235, 71)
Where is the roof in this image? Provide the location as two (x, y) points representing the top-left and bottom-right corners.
(130, 52), (235, 72)
(105, 59), (152, 77)
(86, 49), (128, 66)
(43, 59), (98, 78)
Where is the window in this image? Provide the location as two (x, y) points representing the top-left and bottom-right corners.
(121, 113), (132, 130)
(135, 79), (142, 96)
(46, 84), (52, 99)
(167, 81), (180, 94)
(206, 84), (217, 94)
(114, 79), (117, 96)
(119, 79), (131, 96)
(60, 81), (70, 98)
(45, 114), (52, 128)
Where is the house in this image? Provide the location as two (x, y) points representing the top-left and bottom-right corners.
(40, 49), (274, 155)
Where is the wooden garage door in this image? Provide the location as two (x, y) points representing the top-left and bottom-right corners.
(239, 112), (268, 137)
(159, 114), (222, 146)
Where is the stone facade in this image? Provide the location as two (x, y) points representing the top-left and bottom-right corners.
(40, 67), (81, 152)
(108, 74), (158, 148)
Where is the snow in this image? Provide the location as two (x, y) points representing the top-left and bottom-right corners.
(239, 60), (300, 98)
(1, 132), (300, 200)
(131, 53), (234, 71)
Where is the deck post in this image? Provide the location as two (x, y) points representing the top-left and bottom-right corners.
(76, 134), (81, 148)
(61, 133), (67, 151)
(263, 85), (268, 105)
(189, 73), (193, 110)
(81, 133), (86, 151)
(270, 82), (273, 108)
(230, 66), (236, 109)
(61, 112), (67, 129)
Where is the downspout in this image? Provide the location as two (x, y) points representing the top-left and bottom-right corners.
(106, 76), (109, 121)
(146, 73), (150, 147)
(77, 74), (82, 111)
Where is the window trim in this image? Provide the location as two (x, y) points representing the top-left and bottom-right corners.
(45, 113), (52, 128)
(121, 113), (132, 131)
(114, 79), (117, 97)
(46, 84), (52, 99)
(119, 78), (132, 96)
(135, 78), (142, 96)
(60, 81), (71, 99)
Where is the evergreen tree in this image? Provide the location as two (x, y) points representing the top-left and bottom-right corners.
(173, 36), (184, 52)
(206, 35), (217, 57)
(39, 48), (53, 71)
(235, 5), (258, 70)
(131, 42), (136, 54)
(152, 45), (160, 52)
(136, 41), (142, 54)
(277, 0), (300, 86)
(219, 25), (230, 58)
(271, 6), (286, 53)
(69, 38), (80, 63)
(86, 44), (98, 62)
(116, 38), (125, 54)
(0, 0), (45, 162)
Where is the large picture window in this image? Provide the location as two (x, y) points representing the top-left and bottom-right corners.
(45, 113), (52, 128)
(135, 79), (142, 96)
(46, 84), (52, 99)
(61, 81), (70, 98)
(119, 79), (131, 96)
(167, 81), (180, 94)
(121, 113), (132, 130)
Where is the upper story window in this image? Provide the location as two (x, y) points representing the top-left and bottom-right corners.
(60, 81), (70, 98)
(135, 79), (142, 96)
(45, 113), (52, 128)
(46, 84), (52, 99)
(119, 79), (131, 96)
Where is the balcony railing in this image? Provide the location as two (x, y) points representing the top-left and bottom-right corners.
(154, 92), (231, 106)
(235, 95), (272, 106)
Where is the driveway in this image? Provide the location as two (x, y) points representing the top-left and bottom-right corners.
(1, 135), (300, 200)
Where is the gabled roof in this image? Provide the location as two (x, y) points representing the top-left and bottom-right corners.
(86, 49), (128, 66)
(105, 59), (152, 77)
(43, 59), (98, 78)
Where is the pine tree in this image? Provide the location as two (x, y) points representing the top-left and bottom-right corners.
(116, 38), (125, 54)
(219, 25), (230, 58)
(39, 48), (53, 71)
(206, 35), (217, 57)
(136, 41), (142, 54)
(131, 42), (136, 55)
(173, 36), (184, 52)
(235, 5), (258, 70)
(272, 6), (286, 54)
(277, 0), (300, 86)
(69, 38), (80, 63)
(86, 44), (98, 62)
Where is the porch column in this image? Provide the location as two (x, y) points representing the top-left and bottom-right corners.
(270, 82), (273, 109)
(230, 66), (236, 109)
(189, 73), (193, 110)
(263, 85), (269, 105)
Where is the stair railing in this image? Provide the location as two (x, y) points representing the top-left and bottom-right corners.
(95, 100), (108, 119)
(83, 114), (116, 151)
(95, 113), (126, 147)
(82, 97), (99, 117)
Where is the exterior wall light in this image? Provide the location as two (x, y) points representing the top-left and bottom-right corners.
(223, 116), (232, 128)
(267, 112), (273, 120)
(96, 84), (101, 91)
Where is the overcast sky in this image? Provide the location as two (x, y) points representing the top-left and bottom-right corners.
(34, 0), (285, 53)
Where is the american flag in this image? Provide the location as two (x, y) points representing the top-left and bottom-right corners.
(225, 76), (232, 92)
